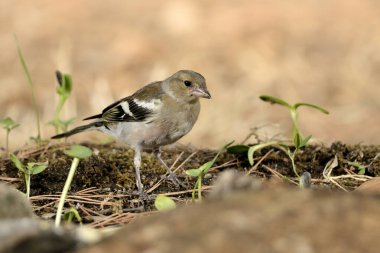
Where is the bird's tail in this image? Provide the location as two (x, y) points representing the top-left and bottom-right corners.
(51, 122), (104, 139)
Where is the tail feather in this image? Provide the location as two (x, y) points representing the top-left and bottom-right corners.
(51, 122), (103, 139)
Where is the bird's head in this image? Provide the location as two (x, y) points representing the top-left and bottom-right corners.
(165, 70), (211, 102)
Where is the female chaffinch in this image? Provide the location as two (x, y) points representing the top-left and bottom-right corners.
(53, 70), (211, 197)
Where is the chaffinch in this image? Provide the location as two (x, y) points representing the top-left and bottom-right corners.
(52, 70), (211, 197)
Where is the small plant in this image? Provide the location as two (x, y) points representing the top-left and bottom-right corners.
(0, 117), (19, 151)
(15, 36), (42, 142)
(55, 145), (92, 227)
(260, 95), (329, 148)
(260, 95), (329, 177)
(10, 154), (48, 198)
(347, 161), (366, 175)
(63, 207), (83, 224)
(154, 195), (176, 211)
(49, 70), (75, 134)
(186, 141), (233, 201)
(228, 96), (328, 179)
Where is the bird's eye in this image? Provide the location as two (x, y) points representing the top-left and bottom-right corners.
(184, 80), (192, 87)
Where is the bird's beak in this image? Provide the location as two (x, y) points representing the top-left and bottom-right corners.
(191, 88), (211, 99)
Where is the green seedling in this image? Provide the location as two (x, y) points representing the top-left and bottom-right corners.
(10, 154), (48, 198)
(228, 96), (328, 180)
(0, 117), (19, 151)
(154, 195), (176, 211)
(186, 141), (233, 201)
(55, 145), (92, 227)
(63, 207), (82, 224)
(49, 70), (75, 134)
(15, 36), (42, 142)
(260, 95), (329, 177)
(347, 161), (366, 175)
(260, 95), (328, 147)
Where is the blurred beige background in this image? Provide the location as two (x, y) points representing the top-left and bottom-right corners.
(1, 0), (379, 150)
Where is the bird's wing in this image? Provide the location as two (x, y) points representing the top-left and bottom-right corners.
(100, 97), (154, 122)
(84, 82), (163, 123)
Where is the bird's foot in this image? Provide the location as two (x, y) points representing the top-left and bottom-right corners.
(154, 149), (188, 188)
(130, 188), (153, 210)
(137, 189), (148, 200)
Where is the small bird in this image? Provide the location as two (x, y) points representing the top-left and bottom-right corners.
(52, 70), (211, 198)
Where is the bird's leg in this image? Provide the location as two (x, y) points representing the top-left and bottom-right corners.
(133, 147), (146, 200)
(154, 147), (187, 188)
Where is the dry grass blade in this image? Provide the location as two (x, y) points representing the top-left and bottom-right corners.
(322, 155), (373, 190)
(162, 185), (213, 197)
(207, 159), (239, 173)
(262, 165), (298, 185)
(87, 211), (155, 228)
(323, 155), (347, 191)
(16, 142), (70, 159)
(32, 201), (56, 212)
(245, 149), (274, 176)
(0, 176), (22, 182)
(172, 151), (198, 173)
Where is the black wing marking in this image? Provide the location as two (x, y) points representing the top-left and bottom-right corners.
(101, 98), (154, 122)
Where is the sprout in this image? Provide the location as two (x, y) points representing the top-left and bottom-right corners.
(10, 154), (48, 198)
(1, 117), (19, 151)
(186, 141), (233, 201)
(49, 70), (75, 134)
(55, 145), (92, 227)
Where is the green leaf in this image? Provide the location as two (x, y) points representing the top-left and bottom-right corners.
(358, 167), (366, 175)
(227, 145), (249, 154)
(186, 141), (234, 177)
(15, 36), (34, 90)
(300, 135), (312, 148)
(293, 132), (302, 148)
(347, 161), (366, 175)
(56, 70), (73, 96)
(259, 95), (292, 109)
(185, 161), (213, 177)
(10, 154), (26, 173)
(64, 145), (92, 159)
(247, 141), (278, 166)
(185, 168), (202, 177)
(198, 161), (214, 175)
(294, 103), (329, 114)
(63, 208), (82, 223)
(155, 195), (176, 211)
(27, 162), (48, 175)
(0, 117), (19, 131)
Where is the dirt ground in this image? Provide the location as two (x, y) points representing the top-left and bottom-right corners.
(1, 141), (379, 227)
